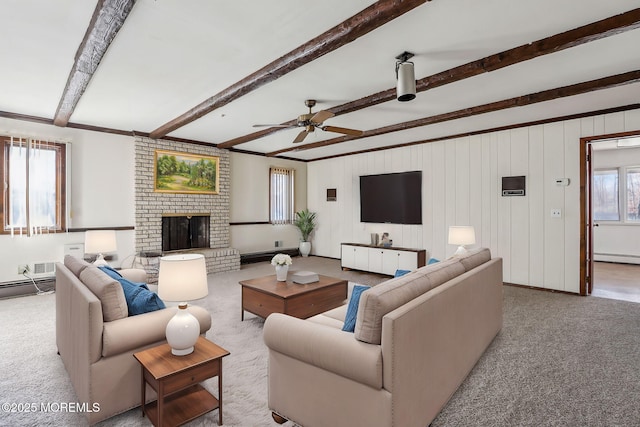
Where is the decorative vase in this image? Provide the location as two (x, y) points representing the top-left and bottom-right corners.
(275, 264), (289, 281)
(299, 241), (311, 257)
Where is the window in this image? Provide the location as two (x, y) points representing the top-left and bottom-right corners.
(269, 167), (295, 224)
(626, 167), (640, 221)
(593, 166), (640, 223)
(593, 169), (619, 221)
(1, 136), (67, 235)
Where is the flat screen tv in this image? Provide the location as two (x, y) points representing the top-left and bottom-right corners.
(360, 171), (422, 224)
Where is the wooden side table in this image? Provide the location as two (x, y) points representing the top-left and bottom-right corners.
(133, 336), (230, 426)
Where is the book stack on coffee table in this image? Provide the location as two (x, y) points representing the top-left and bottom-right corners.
(291, 271), (319, 284)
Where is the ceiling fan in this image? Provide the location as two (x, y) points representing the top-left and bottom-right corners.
(253, 99), (363, 144)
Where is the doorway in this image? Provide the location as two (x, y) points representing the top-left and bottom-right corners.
(591, 261), (640, 303)
(581, 131), (640, 302)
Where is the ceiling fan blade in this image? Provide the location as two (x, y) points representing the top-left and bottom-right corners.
(310, 110), (334, 124)
(292, 130), (309, 143)
(253, 124), (293, 128)
(322, 125), (363, 136)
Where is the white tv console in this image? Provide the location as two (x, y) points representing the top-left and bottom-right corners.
(340, 243), (427, 276)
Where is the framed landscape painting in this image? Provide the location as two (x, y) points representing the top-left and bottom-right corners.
(154, 150), (219, 194)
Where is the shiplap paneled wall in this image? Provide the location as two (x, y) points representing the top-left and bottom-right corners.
(308, 109), (640, 293)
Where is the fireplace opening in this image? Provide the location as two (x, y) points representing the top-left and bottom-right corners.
(162, 215), (210, 252)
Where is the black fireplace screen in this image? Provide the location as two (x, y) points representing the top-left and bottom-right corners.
(162, 215), (210, 252)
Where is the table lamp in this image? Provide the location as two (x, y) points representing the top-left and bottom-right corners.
(84, 230), (117, 266)
(448, 226), (476, 256)
(158, 253), (209, 356)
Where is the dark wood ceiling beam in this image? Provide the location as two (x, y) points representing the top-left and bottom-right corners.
(217, 125), (299, 148)
(53, 0), (137, 127)
(423, 8), (640, 88)
(220, 7), (640, 149)
(151, 0), (429, 140)
(217, 122), (296, 148)
(267, 70), (640, 156)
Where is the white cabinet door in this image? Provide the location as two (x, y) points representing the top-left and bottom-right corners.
(381, 249), (401, 275)
(342, 244), (422, 275)
(354, 246), (370, 272)
(341, 245), (356, 269)
(397, 251), (418, 272)
(368, 248), (384, 274)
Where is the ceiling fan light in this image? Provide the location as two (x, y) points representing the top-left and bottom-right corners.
(396, 61), (416, 102)
(256, 99), (363, 144)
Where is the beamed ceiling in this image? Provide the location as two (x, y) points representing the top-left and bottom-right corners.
(2, 0), (640, 161)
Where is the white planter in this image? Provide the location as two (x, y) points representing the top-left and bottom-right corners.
(299, 241), (311, 257)
(275, 264), (289, 281)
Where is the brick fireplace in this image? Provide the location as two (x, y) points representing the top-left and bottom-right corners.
(134, 136), (239, 282)
(162, 214), (210, 252)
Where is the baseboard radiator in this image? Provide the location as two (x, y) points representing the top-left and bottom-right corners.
(0, 277), (56, 299)
(240, 248), (299, 264)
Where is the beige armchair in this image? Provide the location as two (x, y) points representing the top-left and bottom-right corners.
(55, 256), (212, 425)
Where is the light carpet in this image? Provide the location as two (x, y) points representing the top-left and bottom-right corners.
(1, 257), (640, 427)
(0, 257), (385, 427)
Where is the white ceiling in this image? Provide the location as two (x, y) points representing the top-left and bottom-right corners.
(1, 0), (639, 160)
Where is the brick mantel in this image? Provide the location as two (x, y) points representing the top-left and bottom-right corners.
(134, 136), (239, 280)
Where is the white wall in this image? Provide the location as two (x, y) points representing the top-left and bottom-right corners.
(229, 152), (307, 253)
(307, 109), (640, 293)
(0, 117), (136, 283)
(0, 121), (311, 284)
(3, 108), (639, 287)
(592, 146), (640, 264)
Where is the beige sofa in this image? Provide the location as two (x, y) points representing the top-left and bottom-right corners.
(263, 248), (502, 427)
(55, 256), (212, 425)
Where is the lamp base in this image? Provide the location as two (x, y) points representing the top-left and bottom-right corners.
(454, 245), (468, 256)
(166, 303), (201, 356)
(171, 346), (195, 356)
(92, 254), (109, 267)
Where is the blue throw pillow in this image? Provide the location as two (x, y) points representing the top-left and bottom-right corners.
(428, 258), (440, 265)
(98, 266), (166, 316)
(342, 285), (370, 333)
(394, 269), (411, 277)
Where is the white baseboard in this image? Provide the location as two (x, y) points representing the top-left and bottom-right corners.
(594, 253), (640, 265)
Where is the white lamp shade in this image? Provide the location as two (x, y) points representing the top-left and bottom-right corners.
(84, 230), (117, 254)
(448, 226), (476, 246)
(158, 254), (209, 302)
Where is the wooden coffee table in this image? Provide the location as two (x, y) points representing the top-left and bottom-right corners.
(239, 274), (347, 320)
(133, 336), (230, 426)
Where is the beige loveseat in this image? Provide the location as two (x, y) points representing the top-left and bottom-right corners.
(263, 248), (502, 427)
(55, 256), (212, 425)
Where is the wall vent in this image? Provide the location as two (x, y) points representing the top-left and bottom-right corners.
(32, 262), (56, 276)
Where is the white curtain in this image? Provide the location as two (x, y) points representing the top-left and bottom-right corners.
(6, 136), (61, 236)
(270, 167), (295, 224)
(29, 138), (59, 235)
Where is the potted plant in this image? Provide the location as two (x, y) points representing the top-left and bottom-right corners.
(293, 208), (317, 257)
